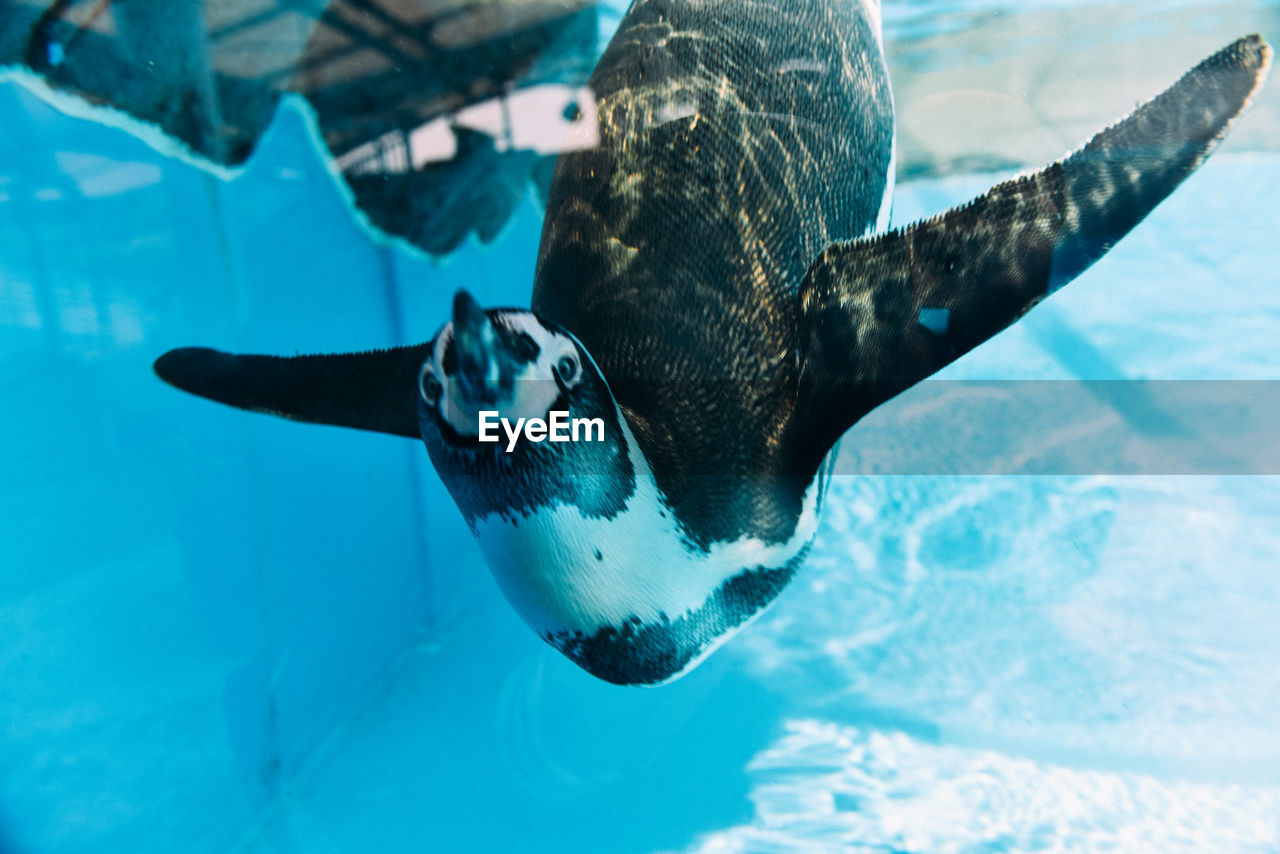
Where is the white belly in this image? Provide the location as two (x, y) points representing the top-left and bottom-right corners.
(470, 415), (823, 638)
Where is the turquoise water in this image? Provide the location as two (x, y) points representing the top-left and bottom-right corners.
(2, 2), (1279, 852)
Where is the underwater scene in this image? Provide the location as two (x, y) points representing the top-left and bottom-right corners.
(2, 0), (1279, 851)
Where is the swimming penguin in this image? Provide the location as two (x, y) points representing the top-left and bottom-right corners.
(154, 0), (1272, 685)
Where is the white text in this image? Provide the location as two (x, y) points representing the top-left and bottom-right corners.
(477, 410), (605, 452)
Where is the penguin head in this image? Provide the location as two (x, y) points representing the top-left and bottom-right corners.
(417, 289), (603, 440)
(416, 290), (635, 525)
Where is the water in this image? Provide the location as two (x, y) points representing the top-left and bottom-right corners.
(2, 2), (1279, 852)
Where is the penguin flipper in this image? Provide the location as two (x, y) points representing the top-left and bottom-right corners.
(154, 345), (431, 439)
(797, 34), (1271, 447)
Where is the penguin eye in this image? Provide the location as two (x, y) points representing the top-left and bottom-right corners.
(419, 366), (442, 404)
(555, 354), (579, 384)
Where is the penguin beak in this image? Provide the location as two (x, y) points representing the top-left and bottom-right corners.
(450, 289), (505, 405)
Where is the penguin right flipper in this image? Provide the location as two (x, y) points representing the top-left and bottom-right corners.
(796, 35), (1271, 449)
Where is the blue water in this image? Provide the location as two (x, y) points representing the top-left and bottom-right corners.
(3, 3), (1280, 853)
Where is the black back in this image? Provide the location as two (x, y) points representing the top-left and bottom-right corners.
(532, 0), (894, 547)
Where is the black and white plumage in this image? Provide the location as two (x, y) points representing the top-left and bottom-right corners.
(154, 0), (1272, 684)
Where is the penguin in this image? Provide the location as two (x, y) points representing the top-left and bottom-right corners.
(154, 0), (1272, 685)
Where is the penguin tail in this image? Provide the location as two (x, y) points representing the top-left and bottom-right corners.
(796, 34), (1272, 449)
(153, 345), (431, 439)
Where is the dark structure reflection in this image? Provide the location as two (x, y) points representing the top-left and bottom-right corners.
(1, 0), (600, 254)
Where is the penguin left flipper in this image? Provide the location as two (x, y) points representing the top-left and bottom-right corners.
(797, 35), (1272, 446)
(154, 345), (431, 439)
